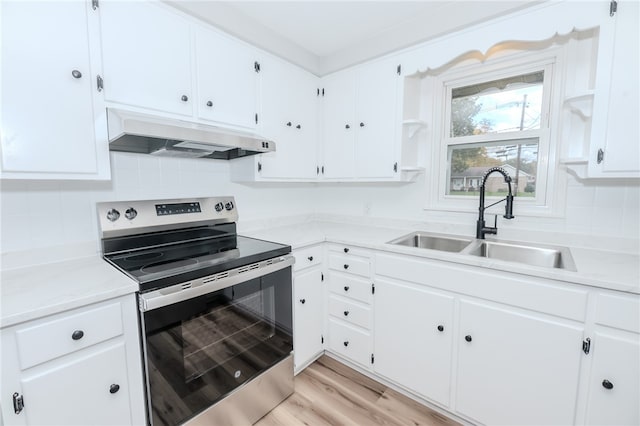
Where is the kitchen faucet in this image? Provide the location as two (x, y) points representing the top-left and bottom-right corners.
(476, 167), (515, 239)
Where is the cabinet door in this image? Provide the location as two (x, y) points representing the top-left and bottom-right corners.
(20, 343), (132, 426)
(589, 0), (640, 176)
(259, 56), (318, 179)
(321, 70), (356, 179)
(0, 0), (109, 179)
(585, 330), (640, 425)
(355, 59), (400, 179)
(374, 279), (454, 406)
(195, 27), (258, 129)
(293, 268), (324, 371)
(456, 300), (583, 425)
(99, 0), (192, 116)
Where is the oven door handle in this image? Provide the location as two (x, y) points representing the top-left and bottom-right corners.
(139, 255), (295, 312)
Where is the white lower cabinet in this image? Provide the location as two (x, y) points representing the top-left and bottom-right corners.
(373, 278), (454, 407)
(325, 245), (374, 369)
(0, 295), (145, 426)
(583, 292), (640, 425)
(456, 299), (584, 425)
(293, 267), (324, 372)
(292, 245), (324, 372)
(584, 331), (640, 425)
(294, 244), (639, 425)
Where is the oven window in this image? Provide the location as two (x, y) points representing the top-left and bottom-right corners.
(143, 268), (292, 426)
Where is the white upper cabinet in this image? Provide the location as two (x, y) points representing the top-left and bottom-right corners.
(321, 69), (357, 179)
(230, 55), (319, 181)
(99, 0), (260, 130)
(99, 0), (193, 117)
(194, 27), (258, 129)
(354, 59), (400, 179)
(588, 0), (639, 177)
(0, 0), (110, 180)
(320, 58), (400, 181)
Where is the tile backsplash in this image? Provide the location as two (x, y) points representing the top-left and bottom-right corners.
(1, 152), (639, 255)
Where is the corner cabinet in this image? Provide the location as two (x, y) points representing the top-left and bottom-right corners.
(320, 58), (401, 181)
(292, 245), (325, 372)
(0, 0), (110, 180)
(231, 55), (320, 181)
(0, 295), (146, 426)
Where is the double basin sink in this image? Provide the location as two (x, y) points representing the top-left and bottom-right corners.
(388, 232), (577, 271)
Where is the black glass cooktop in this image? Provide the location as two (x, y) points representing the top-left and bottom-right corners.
(105, 233), (290, 292)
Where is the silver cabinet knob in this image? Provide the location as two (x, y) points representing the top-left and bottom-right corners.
(71, 69), (82, 79)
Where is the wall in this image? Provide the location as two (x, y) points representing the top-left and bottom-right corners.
(0, 152), (318, 255)
(312, 172), (640, 251)
(1, 152), (639, 259)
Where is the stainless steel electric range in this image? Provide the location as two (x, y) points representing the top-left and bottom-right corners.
(97, 197), (294, 426)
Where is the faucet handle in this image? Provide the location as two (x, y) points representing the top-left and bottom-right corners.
(504, 194), (515, 219)
(493, 214), (498, 228)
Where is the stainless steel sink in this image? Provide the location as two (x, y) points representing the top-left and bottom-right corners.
(388, 232), (473, 253)
(463, 240), (577, 271)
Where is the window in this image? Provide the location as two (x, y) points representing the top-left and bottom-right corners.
(447, 71), (544, 198)
(427, 52), (562, 216)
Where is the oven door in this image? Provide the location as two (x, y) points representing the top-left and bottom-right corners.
(139, 258), (293, 426)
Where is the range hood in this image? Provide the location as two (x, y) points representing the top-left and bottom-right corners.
(106, 109), (275, 160)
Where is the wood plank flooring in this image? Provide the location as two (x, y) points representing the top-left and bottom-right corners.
(255, 356), (460, 426)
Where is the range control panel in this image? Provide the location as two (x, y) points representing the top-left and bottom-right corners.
(155, 202), (202, 216)
(97, 197), (237, 238)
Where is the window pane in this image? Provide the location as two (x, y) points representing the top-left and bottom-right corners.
(446, 139), (539, 197)
(450, 71), (544, 137)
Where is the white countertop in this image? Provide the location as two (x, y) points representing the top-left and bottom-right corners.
(246, 220), (640, 295)
(1, 255), (137, 328)
(2, 218), (638, 328)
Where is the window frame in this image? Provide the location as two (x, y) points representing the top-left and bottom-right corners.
(425, 48), (567, 217)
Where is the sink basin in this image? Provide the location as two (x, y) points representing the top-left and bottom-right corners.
(463, 240), (577, 271)
(388, 232), (473, 253)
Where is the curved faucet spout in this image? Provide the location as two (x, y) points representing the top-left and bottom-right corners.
(476, 167), (516, 239)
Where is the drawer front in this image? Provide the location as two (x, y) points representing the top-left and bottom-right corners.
(328, 272), (372, 304)
(595, 292), (640, 333)
(293, 245), (323, 272)
(16, 302), (124, 369)
(328, 296), (371, 330)
(328, 319), (372, 367)
(328, 253), (370, 277)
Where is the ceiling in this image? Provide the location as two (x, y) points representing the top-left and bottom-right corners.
(167, 1), (541, 76)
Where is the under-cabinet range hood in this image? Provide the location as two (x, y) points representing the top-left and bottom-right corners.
(106, 109), (275, 160)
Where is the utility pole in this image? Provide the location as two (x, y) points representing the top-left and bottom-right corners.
(514, 93), (527, 196)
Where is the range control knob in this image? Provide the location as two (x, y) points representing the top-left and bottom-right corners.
(225, 201), (234, 211)
(214, 202), (224, 212)
(124, 207), (137, 220)
(106, 209), (120, 222)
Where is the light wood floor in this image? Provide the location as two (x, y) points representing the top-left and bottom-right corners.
(255, 356), (460, 426)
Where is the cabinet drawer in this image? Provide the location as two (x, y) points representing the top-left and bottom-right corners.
(16, 302), (124, 369)
(293, 245), (323, 272)
(328, 319), (372, 367)
(328, 272), (372, 304)
(328, 253), (369, 277)
(595, 292), (640, 333)
(328, 296), (371, 330)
